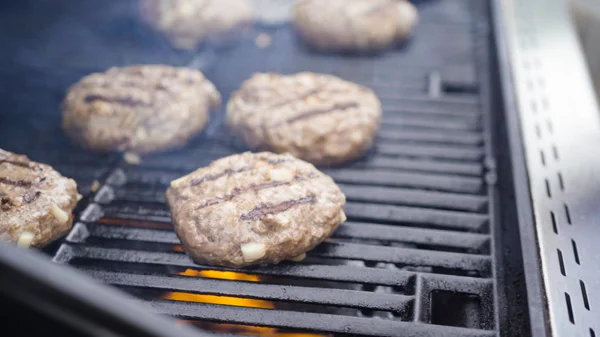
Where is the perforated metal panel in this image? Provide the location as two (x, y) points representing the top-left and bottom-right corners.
(496, 0), (600, 335)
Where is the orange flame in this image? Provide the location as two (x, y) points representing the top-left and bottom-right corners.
(162, 269), (326, 337)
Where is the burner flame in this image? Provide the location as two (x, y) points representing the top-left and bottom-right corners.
(165, 269), (274, 309)
(162, 269), (327, 337)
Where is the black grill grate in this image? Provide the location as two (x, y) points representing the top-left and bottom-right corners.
(0, 0), (526, 336)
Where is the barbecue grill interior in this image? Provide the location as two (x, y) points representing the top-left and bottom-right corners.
(0, 0), (535, 336)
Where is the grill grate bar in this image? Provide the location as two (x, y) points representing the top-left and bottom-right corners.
(355, 82), (425, 95)
(97, 201), (489, 232)
(56, 245), (416, 287)
(381, 110), (480, 124)
(114, 167), (485, 193)
(276, 65), (429, 79)
(377, 129), (484, 145)
(373, 86), (426, 96)
(421, 272), (494, 296)
(82, 269), (413, 312)
(349, 157), (483, 176)
(68, 226), (491, 274)
(378, 94), (479, 105)
(380, 102), (479, 116)
(105, 182), (487, 212)
(375, 142), (484, 161)
(210, 127), (483, 152)
(58, 241), (492, 281)
(100, 187), (169, 206)
(312, 242), (491, 274)
(137, 151), (485, 177)
(382, 105), (481, 118)
(381, 115), (482, 131)
(323, 169), (484, 193)
(100, 208), (171, 225)
(336, 222), (489, 252)
(344, 202), (488, 231)
(134, 156), (227, 173)
(339, 184), (487, 212)
(143, 300), (496, 337)
(72, 222), (489, 253)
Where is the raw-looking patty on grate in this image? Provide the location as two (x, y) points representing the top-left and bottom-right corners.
(62, 65), (220, 154)
(293, 0), (418, 52)
(226, 72), (382, 166)
(166, 152), (346, 268)
(0, 149), (81, 248)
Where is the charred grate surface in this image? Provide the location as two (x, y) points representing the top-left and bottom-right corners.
(0, 0), (516, 336)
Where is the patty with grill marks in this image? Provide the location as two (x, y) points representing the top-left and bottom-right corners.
(226, 72), (382, 166)
(63, 65), (220, 154)
(293, 0), (418, 52)
(139, 0), (254, 50)
(166, 152), (346, 268)
(0, 149), (81, 247)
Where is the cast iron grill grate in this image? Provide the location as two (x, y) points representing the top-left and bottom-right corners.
(0, 0), (520, 336)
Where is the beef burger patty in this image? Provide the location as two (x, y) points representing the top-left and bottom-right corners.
(166, 152), (346, 268)
(0, 149), (81, 247)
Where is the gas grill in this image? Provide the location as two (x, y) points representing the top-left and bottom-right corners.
(1, 0), (599, 336)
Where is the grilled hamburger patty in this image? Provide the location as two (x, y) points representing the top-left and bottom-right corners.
(226, 72), (382, 166)
(62, 65), (220, 154)
(166, 152), (346, 268)
(0, 149), (81, 247)
(139, 0), (254, 50)
(293, 0), (419, 52)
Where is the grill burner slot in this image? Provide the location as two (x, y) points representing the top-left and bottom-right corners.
(430, 291), (484, 329)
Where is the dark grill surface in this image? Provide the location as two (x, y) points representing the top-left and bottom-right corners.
(0, 0), (528, 336)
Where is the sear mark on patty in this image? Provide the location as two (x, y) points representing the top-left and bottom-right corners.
(84, 94), (151, 107)
(198, 180), (290, 209)
(267, 158), (288, 165)
(23, 190), (41, 203)
(0, 177), (33, 188)
(198, 176), (315, 210)
(255, 156), (291, 165)
(240, 194), (317, 221)
(0, 160), (34, 170)
(273, 101), (359, 127)
(190, 166), (254, 187)
(189, 157), (289, 188)
(266, 87), (322, 109)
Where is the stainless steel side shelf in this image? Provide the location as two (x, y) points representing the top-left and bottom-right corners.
(495, 0), (600, 335)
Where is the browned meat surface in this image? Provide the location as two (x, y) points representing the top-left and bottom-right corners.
(62, 64), (220, 154)
(166, 152), (346, 268)
(293, 0), (418, 52)
(226, 72), (381, 166)
(0, 149), (81, 247)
